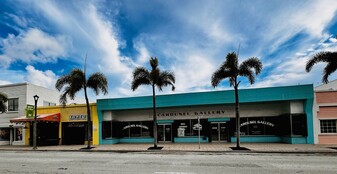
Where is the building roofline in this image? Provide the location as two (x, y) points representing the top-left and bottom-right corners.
(97, 84), (314, 111)
(0, 82), (29, 88)
(98, 84), (313, 101)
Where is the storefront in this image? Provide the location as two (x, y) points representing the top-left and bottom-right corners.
(10, 104), (99, 146)
(10, 113), (60, 146)
(97, 84), (314, 144)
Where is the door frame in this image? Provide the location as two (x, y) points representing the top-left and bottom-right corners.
(158, 124), (172, 142)
(211, 122), (228, 142)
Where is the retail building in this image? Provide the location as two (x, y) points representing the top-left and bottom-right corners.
(97, 84), (315, 145)
(315, 80), (337, 144)
(10, 103), (99, 146)
(0, 83), (59, 146)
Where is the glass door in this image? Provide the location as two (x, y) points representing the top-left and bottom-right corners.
(158, 124), (172, 142)
(211, 122), (228, 142)
(219, 123), (227, 141)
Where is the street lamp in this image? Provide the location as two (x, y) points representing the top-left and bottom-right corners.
(33, 95), (39, 150)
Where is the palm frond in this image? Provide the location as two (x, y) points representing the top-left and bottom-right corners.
(239, 57), (262, 75)
(87, 72), (108, 95)
(0, 92), (8, 102)
(239, 67), (255, 84)
(223, 52), (239, 71)
(131, 67), (151, 91)
(211, 68), (232, 87)
(305, 51), (336, 72)
(157, 71), (175, 91)
(150, 57), (159, 70)
(322, 62), (337, 84)
(0, 93), (7, 113)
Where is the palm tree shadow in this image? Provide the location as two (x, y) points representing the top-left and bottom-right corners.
(230, 147), (250, 151)
(147, 146), (163, 150)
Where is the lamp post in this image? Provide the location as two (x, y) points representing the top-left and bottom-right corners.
(33, 95), (39, 150)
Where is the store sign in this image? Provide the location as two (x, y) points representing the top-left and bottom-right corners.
(26, 105), (34, 118)
(123, 124), (149, 130)
(240, 120), (274, 127)
(67, 123), (85, 127)
(69, 114), (87, 121)
(158, 110), (226, 117)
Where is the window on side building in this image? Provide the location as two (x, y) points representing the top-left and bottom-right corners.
(8, 98), (18, 111)
(320, 120), (337, 133)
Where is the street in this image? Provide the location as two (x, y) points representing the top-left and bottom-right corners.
(0, 151), (336, 174)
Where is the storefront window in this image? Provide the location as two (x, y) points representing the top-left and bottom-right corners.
(175, 119), (207, 137)
(0, 128), (10, 141)
(240, 117), (276, 136)
(102, 121), (152, 139)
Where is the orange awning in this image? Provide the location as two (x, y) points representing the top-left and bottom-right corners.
(10, 113), (60, 123)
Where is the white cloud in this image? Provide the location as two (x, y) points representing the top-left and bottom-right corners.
(172, 54), (215, 92)
(5, 13), (28, 28)
(25, 65), (58, 89)
(31, 1), (133, 76)
(0, 28), (70, 68)
(133, 36), (151, 65)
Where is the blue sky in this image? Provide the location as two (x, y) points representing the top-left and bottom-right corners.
(0, 0), (337, 102)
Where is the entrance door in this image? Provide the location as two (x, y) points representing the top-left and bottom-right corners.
(158, 124), (172, 142)
(62, 122), (86, 145)
(211, 122), (228, 142)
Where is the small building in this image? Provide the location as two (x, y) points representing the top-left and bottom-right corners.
(10, 103), (99, 146)
(97, 84), (315, 145)
(0, 83), (59, 146)
(315, 80), (337, 144)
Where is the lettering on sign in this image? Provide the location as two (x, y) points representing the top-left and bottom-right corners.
(240, 120), (274, 127)
(158, 110), (226, 117)
(69, 115), (87, 121)
(123, 124), (149, 130)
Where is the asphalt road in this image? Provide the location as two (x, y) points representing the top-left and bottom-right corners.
(0, 151), (336, 174)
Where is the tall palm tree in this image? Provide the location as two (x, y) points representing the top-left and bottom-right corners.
(0, 92), (8, 113)
(305, 51), (337, 83)
(55, 68), (108, 149)
(131, 57), (175, 149)
(211, 52), (262, 149)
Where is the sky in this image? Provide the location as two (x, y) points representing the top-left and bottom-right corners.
(0, 0), (337, 103)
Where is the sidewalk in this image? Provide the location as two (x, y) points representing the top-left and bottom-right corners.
(1, 143), (337, 153)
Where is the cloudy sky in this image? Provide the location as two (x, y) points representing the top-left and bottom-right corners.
(1, 0), (337, 102)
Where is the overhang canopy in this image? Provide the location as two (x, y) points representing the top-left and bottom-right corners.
(10, 113), (60, 123)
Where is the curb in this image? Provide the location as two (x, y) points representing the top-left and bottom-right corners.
(1, 148), (337, 155)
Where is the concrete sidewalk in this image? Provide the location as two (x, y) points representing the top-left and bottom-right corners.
(1, 143), (337, 153)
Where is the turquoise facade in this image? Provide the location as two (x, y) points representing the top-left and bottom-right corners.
(97, 84), (314, 144)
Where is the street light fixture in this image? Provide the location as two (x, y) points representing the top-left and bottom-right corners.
(33, 95), (39, 150)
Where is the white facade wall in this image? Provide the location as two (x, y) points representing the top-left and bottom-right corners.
(103, 101), (305, 122)
(0, 83), (60, 145)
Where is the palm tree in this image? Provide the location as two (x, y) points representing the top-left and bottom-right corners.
(55, 68), (108, 149)
(305, 51), (337, 83)
(211, 52), (262, 149)
(0, 92), (8, 113)
(131, 57), (175, 149)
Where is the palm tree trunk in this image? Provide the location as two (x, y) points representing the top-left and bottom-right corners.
(234, 84), (240, 148)
(152, 85), (158, 148)
(84, 86), (91, 149)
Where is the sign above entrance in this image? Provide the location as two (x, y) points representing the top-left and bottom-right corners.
(158, 110), (226, 117)
(69, 114), (87, 121)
